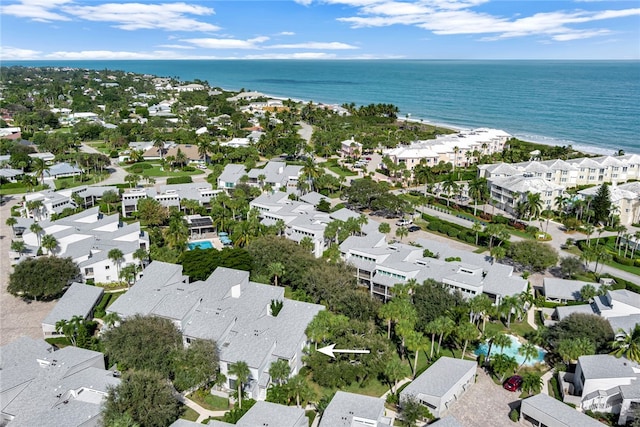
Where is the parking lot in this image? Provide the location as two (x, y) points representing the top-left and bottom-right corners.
(447, 368), (522, 427)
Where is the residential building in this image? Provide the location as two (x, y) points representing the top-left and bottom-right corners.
(107, 262), (324, 401)
(170, 401), (307, 427)
(246, 161), (303, 192)
(558, 355), (640, 425)
(319, 391), (393, 427)
(478, 154), (640, 222)
(42, 162), (83, 180)
(218, 164), (247, 191)
(520, 393), (606, 427)
(250, 192), (380, 258)
(542, 278), (602, 303)
(430, 416), (464, 427)
(340, 235), (527, 302)
(341, 137), (363, 157)
(23, 185), (117, 220)
(0, 337), (119, 427)
(384, 128), (511, 171)
(121, 182), (220, 217)
(41, 282), (104, 337)
(552, 289), (640, 325)
(400, 357), (476, 418)
(20, 207), (149, 283)
(578, 182), (640, 226)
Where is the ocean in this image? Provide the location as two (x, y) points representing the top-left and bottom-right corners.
(5, 60), (639, 155)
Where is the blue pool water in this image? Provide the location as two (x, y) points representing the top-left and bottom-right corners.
(475, 334), (546, 366)
(188, 241), (213, 250)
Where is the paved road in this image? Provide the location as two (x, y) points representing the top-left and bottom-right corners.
(80, 143), (129, 186)
(0, 196), (55, 345)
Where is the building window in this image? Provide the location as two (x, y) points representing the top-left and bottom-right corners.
(105, 265), (110, 270)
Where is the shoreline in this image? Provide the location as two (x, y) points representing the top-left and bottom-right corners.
(229, 88), (629, 157)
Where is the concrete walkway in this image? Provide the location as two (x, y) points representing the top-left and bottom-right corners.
(176, 394), (228, 423)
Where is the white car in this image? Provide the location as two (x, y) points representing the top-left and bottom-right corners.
(396, 219), (412, 226)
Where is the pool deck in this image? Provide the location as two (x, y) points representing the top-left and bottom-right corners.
(188, 236), (224, 250)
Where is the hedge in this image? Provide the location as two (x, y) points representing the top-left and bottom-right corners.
(166, 176), (193, 185)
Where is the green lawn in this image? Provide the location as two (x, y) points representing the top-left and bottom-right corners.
(0, 183), (49, 195)
(320, 161), (356, 177)
(180, 406), (200, 422)
(55, 174), (105, 189)
(187, 392), (230, 411)
(125, 164), (205, 178)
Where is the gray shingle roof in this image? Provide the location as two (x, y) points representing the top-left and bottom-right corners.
(319, 391), (388, 427)
(578, 355), (636, 380)
(237, 401), (307, 427)
(430, 416), (464, 427)
(543, 278), (600, 301)
(401, 357), (476, 399)
(520, 393), (606, 427)
(42, 283), (104, 326)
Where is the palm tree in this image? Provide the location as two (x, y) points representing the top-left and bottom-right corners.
(55, 315), (85, 346)
(456, 322), (479, 360)
(583, 223), (595, 247)
(30, 222), (43, 247)
(500, 295), (521, 328)
(406, 330), (428, 378)
(287, 374), (314, 408)
(468, 177), (488, 216)
(31, 157), (49, 186)
(471, 222), (482, 246)
(6, 216), (17, 237)
(378, 222), (391, 235)
(268, 262), (285, 287)
(133, 247), (148, 269)
(164, 216), (189, 251)
(395, 226), (408, 242)
(485, 332), (512, 364)
(632, 231), (640, 259)
(610, 325), (640, 363)
(41, 234), (58, 256)
(10, 240), (26, 257)
(229, 361), (251, 409)
(524, 191), (543, 226)
(518, 342), (539, 370)
(521, 372), (543, 396)
(108, 248), (124, 280)
(383, 358), (405, 393)
(103, 312), (121, 328)
(434, 316), (455, 355)
(268, 359), (291, 386)
(491, 353), (518, 382)
(469, 294), (492, 332)
(441, 173), (459, 207)
(301, 158), (320, 193)
(153, 137), (165, 160)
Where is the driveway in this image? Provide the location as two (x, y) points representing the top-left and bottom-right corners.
(0, 196), (55, 345)
(447, 368), (521, 427)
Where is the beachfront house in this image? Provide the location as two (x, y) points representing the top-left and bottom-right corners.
(400, 357), (476, 418)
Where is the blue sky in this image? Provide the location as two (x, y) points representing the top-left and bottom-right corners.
(1, 0), (639, 60)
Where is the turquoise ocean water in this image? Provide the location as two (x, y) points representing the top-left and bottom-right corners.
(5, 60), (639, 154)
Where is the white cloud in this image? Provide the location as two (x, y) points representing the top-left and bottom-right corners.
(0, 46), (42, 60)
(63, 2), (219, 31)
(332, 1), (640, 42)
(278, 31), (296, 36)
(182, 36), (269, 49)
(156, 44), (195, 49)
(1, 0), (72, 22)
(268, 41), (358, 49)
(244, 52), (338, 59)
(42, 49), (223, 60)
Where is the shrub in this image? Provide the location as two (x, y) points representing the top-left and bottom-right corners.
(446, 228), (459, 238)
(386, 393), (398, 405)
(613, 255), (634, 266)
(509, 408), (519, 422)
(109, 150), (119, 158)
(167, 176), (193, 185)
(182, 166), (196, 172)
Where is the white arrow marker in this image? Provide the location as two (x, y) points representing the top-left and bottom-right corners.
(317, 343), (370, 358)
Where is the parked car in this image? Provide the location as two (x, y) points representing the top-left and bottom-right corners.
(503, 375), (523, 392)
(408, 225), (421, 232)
(396, 219), (413, 226)
(365, 156), (372, 161)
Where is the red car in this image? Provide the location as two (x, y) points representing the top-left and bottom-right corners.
(503, 375), (523, 392)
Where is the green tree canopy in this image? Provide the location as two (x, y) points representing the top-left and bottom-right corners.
(137, 197), (168, 226)
(507, 240), (559, 272)
(544, 313), (614, 354)
(8, 256), (79, 300)
(102, 315), (183, 376)
(181, 247), (252, 281)
(102, 370), (181, 427)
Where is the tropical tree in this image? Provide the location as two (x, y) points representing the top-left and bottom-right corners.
(101, 190), (120, 214)
(31, 157), (49, 186)
(6, 216), (18, 237)
(517, 342), (539, 370)
(521, 372), (543, 396)
(499, 295), (522, 328)
(405, 330), (429, 378)
(286, 374), (315, 408)
(108, 248), (124, 280)
(471, 222), (482, 246)
(485, 332), (512, 364)
(491, 353), (518, 382)
(10, 240), (26, 257)
(580, 284), (598, 301)
(29, 221), (43, 247)
(55, 315), (86, 347)
(41, 234), (59, 256)
(383, 357), (405, 393)
(467, 177), (488, 216)
(610, 325), (640, 363)
(557, 337), (595, 364)
(133, 247), (148, 269)
(268, 359), (291, 386)
(524, 191), (543, 225)
(299, 236), (314, 253)
(434, 316), (455, 355)
(229, 361), (251, 409)
(378, 222), (391, 235)
(301, 158), (320, 192)
(395, 226), (408, 242)
(268, 262), (285, 287)
(456, 322), (479, 360)
(441, 173), (459, 207)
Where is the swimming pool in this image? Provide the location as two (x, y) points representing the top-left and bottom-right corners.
(188, 241), (214, 250)
(475, 334), (546, 366)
